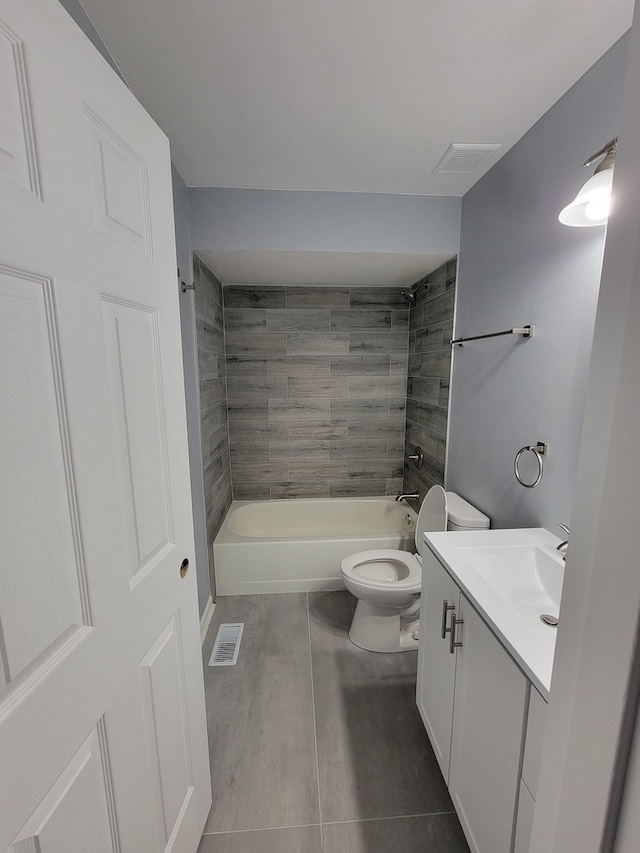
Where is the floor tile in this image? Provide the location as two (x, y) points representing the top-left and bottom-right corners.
(202, 594), (319, 832)
(197, 825), (322, 853)
(309, 591), (453, 822)
(320, 814), (470, 852)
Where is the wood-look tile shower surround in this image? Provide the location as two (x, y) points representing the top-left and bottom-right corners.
(223, 285), (410, 500)
(403, 258), (456, 502)
(194, 255), (232, 588)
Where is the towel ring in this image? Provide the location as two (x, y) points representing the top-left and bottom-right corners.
(514, 442), (548, 488)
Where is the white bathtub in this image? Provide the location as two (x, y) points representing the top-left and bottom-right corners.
(213, 497), (417, 595)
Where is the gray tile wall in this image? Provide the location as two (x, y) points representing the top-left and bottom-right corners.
(224, 286), (409, 500)
(195, 255), (232, 594)
(403, 258), (456, 502)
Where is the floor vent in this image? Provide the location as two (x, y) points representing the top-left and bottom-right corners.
(432, 143), (501, 174)
(208, 623), (244, 667)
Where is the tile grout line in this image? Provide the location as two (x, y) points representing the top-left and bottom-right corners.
(200, 822), (322, 837)
(320, 810), (457, 827)
(306, 591), (324, 829)
(198, 811), (457, 837)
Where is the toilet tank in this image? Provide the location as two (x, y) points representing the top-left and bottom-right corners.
(445, 492), (490, 531)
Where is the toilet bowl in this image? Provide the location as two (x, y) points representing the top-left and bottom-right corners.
(340, 486), (489, 652)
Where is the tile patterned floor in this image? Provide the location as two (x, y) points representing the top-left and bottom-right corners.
(198, 591), (469, 853)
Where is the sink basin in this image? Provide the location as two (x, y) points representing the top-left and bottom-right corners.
(423, 528), (566, 697)
(459, 544), (564, 619)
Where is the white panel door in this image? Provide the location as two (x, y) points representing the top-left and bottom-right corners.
(0, 2), (211, 851)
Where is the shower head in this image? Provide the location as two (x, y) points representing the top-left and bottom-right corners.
(400, 289), (418, 307)
(400, 276), (430, 307)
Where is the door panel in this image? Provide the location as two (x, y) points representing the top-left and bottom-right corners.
(102, 298), (174, 583)
(0, 2), (211, 850)
(84, 106), (152, 256)
(102, 607), (205, 853)
(0, 20), (41, 197)
(10, 728), (116, 853)
(139, 616), (193, 841)
(0, 266), (88, 687)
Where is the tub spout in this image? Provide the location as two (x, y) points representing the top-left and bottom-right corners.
(396, 492), (420, 503)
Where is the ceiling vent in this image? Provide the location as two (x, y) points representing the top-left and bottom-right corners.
(432, 143), (501, 174)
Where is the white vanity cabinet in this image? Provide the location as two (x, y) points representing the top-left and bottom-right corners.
(514, 686), (548, 853)
(417, 547), (530, 853)
(416, 550), (460, 781)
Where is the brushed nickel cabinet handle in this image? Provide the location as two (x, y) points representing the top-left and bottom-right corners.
(449, 616), (464, 654)
(441, 600), (455, 638)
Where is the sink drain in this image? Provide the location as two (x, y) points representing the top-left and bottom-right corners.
(540, 614), (559, 627)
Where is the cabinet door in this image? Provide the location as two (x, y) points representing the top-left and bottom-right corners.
(449, 595), (528, 853)
(416, 548), (460, 782)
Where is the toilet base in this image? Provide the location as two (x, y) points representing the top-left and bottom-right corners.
(348, 599), (420, 653)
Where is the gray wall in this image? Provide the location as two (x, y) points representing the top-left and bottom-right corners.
(190, 188), (461, 255)
(173, 168), (211, 616)
(403, 258), (456, 502)
(447, 34), (629, 530)
(194, 257), (232, 594)
(57, 0), (124, 80)
(224, 286), (408, 500)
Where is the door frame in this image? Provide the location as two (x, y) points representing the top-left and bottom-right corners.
(530, 2), (640, 849)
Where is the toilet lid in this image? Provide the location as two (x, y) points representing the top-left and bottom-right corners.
(414, 485), (448, 550)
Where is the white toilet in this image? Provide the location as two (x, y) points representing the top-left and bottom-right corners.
(340, 486), (490, 652)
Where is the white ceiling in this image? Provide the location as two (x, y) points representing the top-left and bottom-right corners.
(76, 0), (634, 285)
(78, 0), (633, 196)
(196, 250), (454, 287)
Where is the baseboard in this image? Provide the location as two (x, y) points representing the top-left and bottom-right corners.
(200, 595), (215, 645)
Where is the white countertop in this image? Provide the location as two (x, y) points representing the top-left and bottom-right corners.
(424, 527), (565, 698)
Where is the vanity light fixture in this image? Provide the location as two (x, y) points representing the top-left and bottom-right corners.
(559, 137), (617, 227)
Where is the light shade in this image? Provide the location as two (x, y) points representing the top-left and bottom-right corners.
(559, 138), (617, 228)
(559, 169), (614, 227)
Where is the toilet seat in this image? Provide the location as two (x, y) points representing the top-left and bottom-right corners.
(340, 486), (448, 599)
(341, 549), (421, 592)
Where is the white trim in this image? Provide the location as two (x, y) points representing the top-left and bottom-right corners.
(200, 595), (215, 646)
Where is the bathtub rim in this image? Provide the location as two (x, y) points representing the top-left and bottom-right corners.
(214, 496), (418, 544)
